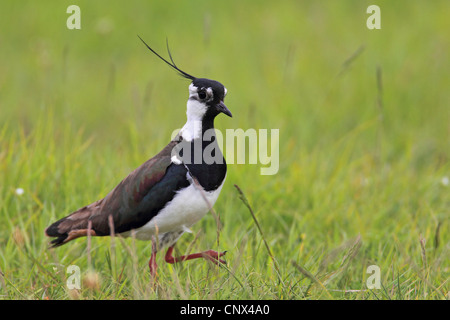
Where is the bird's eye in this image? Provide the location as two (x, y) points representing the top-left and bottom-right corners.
(198, 90), (207, 100)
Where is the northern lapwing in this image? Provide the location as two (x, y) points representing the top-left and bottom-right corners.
(45, 37), (232, 277)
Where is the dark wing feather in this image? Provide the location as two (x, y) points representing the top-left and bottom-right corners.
(45, 138), (188, 246)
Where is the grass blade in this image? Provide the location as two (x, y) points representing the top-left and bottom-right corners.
(234, 184), (285, 287)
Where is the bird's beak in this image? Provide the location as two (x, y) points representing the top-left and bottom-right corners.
(217, 101), (232, 117)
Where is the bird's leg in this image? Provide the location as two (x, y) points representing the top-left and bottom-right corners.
(164, 245), (227, 265)
(148, 237), (158, 279)
(148, 251), (158, 277)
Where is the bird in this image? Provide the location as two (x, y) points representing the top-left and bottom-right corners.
(45, 36), (232, 277)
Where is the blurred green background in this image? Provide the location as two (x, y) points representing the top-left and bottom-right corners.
(0, 1), (448, 299)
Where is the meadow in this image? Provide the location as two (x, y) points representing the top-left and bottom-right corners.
(0, 1), (448, 300)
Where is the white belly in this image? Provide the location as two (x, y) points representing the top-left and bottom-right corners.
(121, 179), (224, 241)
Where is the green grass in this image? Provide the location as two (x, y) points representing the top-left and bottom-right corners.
(0, 0), (448, 300)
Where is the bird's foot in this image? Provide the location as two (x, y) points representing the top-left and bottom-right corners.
(200, 249), (227, 265)
(165, 246), (227, 265)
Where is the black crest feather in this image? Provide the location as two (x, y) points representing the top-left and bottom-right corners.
(138, 35), (196, 81)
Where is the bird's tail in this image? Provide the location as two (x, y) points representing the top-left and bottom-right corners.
(45, 202), (101, 247)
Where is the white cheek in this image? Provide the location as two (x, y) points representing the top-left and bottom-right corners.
(180, 99), (207, 141)
(186, 99), (207, 119)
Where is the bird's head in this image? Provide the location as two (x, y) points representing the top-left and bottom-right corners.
(187, 78), (232, 121)
(138, 36), (232, 121)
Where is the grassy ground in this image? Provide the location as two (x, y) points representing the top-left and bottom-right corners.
(0, 1), (448, 300)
